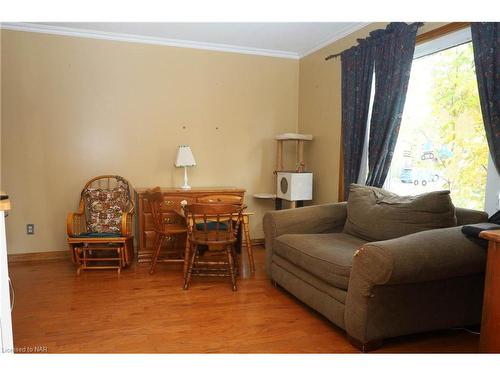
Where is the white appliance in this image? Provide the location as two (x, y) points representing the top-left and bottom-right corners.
(276, 172), (313, 201)
(0, 194), (13, 354)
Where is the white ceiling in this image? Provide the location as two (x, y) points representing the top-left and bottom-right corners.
(1, 22), (369, 59)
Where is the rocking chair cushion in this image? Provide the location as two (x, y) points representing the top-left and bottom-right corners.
(82, 186), (128, 233)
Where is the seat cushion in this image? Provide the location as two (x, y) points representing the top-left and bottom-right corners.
(343, 184), (457, 242)
(195, 221), (228, 231)
(273, 232), (366, 290)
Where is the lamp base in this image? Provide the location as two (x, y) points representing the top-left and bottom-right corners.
(180, 166), (191, 190)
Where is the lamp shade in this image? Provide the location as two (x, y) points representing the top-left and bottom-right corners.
(175, 145), (196, 167)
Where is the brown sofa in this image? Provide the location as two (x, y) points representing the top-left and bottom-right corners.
(263, 195), (488, 351)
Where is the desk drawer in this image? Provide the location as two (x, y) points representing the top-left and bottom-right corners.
(144, 230), (184, 250)
(160, 196), (195, 212)
(143, 212), (185, 230)
(161, 213), (185, 225)
(197, 194), (243, 204)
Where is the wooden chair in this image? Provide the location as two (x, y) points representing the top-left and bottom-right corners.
(183, 203), (244, 291)
(197, 195), (255, 275)
(144, 188), (189, 275)
(67, 175), (134, 275)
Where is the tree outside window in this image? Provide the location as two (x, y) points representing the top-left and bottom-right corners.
(388, 42), (488, 210)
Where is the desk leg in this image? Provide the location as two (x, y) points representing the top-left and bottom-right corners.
(243, 216), (255, 275)
(126, 237), (135, 265)
(480, 241), (500, 353)
(275, 198), (282, 210)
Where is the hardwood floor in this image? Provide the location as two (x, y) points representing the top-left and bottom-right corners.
(9, 246), (479, 353)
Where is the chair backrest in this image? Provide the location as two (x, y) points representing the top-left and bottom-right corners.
(184, 203), (244, 245)
(143, 187), (166, 233)
(81, 175), (133, 207)
(80, 175), (133, 233)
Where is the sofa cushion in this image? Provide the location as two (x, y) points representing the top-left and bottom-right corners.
(343, 184), (457, 242)
(273, 233), (366, 290)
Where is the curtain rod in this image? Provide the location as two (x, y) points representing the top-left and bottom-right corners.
(325, 53), (341, 61)
(324, 22), (424, 61)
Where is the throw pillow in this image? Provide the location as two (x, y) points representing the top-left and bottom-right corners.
(343, 184), (457, 241)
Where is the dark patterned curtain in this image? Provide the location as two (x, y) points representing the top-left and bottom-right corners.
(471, 22), (500, 174)
(365, 22), (422, 187)
(341, 41), (376, 199)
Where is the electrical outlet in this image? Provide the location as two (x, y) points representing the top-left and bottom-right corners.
(26, 224), (35, 235)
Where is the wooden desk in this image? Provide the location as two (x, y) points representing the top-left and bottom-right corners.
(479, 229), (500, 353)
(136, 187), (246, 263)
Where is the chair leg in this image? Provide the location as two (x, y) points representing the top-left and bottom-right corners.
(74, 246), (81, 264)
(118, 247), (124, 272)
(123, 239), (130, 266)
(149, 234), (164, 275)
(76, 248), (83, 276)
(226, 245), (237, 292)
(117, 247), (121, 272)
(243, 221), (255, 275)
(171, 235), (178, 258)
(231, 245), (239, 276)
(82, 247), (88, 272)
(183, 236), (190, 278)
(69, 244), (77, 264)
(183, 243), (197, 290)
(121, 242), (127, 267)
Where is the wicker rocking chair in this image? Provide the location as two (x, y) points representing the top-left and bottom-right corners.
(67, 175), (134, 275)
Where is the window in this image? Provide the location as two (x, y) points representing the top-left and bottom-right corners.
(383, 28), (491, 211)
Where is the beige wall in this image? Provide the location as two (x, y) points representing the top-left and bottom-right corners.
(1, 23), (452, 254)
(1, 29), (299, 254)
(298, 22), (448, 205)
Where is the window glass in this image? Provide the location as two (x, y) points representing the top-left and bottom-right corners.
(385, 42), (488, 210)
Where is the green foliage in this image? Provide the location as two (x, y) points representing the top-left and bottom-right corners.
(388, 42), (487, 210)
(426, 43), (488, 209)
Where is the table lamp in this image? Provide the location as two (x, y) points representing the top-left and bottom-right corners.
(175, 145), (196, 189)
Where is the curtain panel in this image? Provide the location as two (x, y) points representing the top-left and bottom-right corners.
(341, 41), (376, 200)
(471, 22), (500, 174)
(365, 22), (421, 187)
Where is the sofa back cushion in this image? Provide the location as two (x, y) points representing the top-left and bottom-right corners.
(343, 184), (457, 241)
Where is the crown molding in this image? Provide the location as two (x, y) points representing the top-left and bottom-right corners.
(298, 22), (371, 58)
(0, 22), (301, 60)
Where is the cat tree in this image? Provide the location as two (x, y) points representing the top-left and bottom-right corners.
(254, 133), (313, 210)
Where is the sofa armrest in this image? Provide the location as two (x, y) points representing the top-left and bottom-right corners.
(345, 226), (487, 345)
(350, 226), (486, 286)
(456, 207), (488, 225)
(263, 202), (347, 276)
